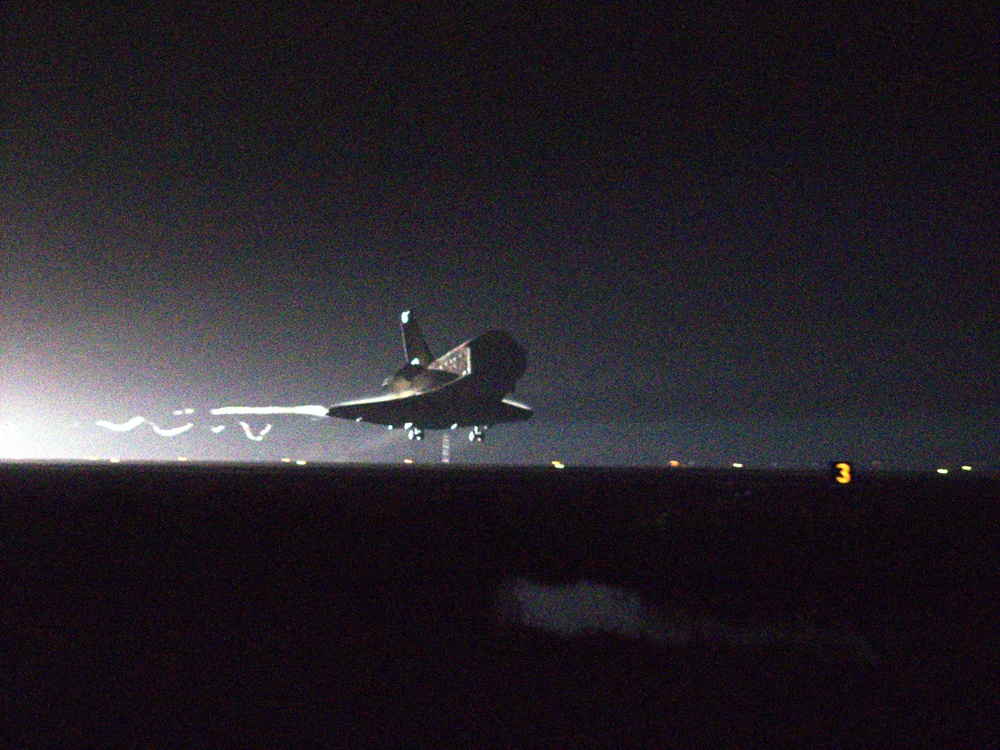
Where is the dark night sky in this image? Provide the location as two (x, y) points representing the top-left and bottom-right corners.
(2, 4), (998, 465)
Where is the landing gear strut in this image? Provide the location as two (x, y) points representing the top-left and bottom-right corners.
(468, 425), (486, 443)
(406, 426), (424, 441)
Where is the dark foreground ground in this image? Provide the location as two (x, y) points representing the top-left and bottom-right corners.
(3, 463), (998, 747)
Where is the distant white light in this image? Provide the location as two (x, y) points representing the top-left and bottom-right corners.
(733, 463), (743, 468)
(172, 408), (194, 415)
(355, 417), (363, 422)
(109, 457), (120, 463)
(177, 456), (188, 462)
(404, 422), (413, 429)
(401, 310), (410, 323)
(668, 460), (680, 467)
(962, 465), (972, 471)
(411, 358), (420, 365)
(295, 460), (306, 466)
(281, 458), (292, 463)
(937, 468), (948, 474)
(450, 423), (458, 430)
(403, 458), (414, 464)
(551, 460), (565, 469)
(210, 425), (226, 433)
(387, 425), (393, 430)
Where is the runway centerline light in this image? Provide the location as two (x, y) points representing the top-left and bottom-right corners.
(962, 465), (972, 471)
(937, 468), (948, 474)
(732, 463), (743, 468)
(551, 461), (565, 469)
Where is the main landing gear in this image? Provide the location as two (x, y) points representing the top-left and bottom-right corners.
(405, 424), (424, 441)
(468, 425), (486, 443)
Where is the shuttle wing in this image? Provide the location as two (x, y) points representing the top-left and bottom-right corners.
(328, 374), (532, 428)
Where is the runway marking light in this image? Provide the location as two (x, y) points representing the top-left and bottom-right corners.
(177, 456), (188, 462)
(962, 465), (972, 471)
(732, 463), (743, 468)
(937, 468), (948, 474)
(281, 458), (292, 463)
(403, 458), (414, 464)
(295, 460), (306, 465)
(551, 461), (565, 469)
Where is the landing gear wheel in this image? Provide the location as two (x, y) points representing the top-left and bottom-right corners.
(407, 427), (424, 441)
(468, 426), (485, 443)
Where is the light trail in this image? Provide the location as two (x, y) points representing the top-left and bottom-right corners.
(95, 416), (146, 432)
(95, 416), (193, 436)
(210, 405), (329, 417)
(149, 423), (194, 437)
(238, 422), (272, 441)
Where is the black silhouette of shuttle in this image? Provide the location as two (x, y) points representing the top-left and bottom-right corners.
(327, 311), (532, 442)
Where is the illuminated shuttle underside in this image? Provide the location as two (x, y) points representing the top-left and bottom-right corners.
(327, 310), (533, 442)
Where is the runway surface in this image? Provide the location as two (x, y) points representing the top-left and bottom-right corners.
(4, 463), (997, 745)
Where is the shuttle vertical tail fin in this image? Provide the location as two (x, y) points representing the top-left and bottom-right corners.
(400, 310), (433, 366)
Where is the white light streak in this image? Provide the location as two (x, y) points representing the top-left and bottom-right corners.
(149, 423), (193, 437)
(210, 425), (226, 433)
(238, 422), (272, 441)
(210, 405), (329, 417)
(95, 416), (193, 437)
(95, 416), (146, 432)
